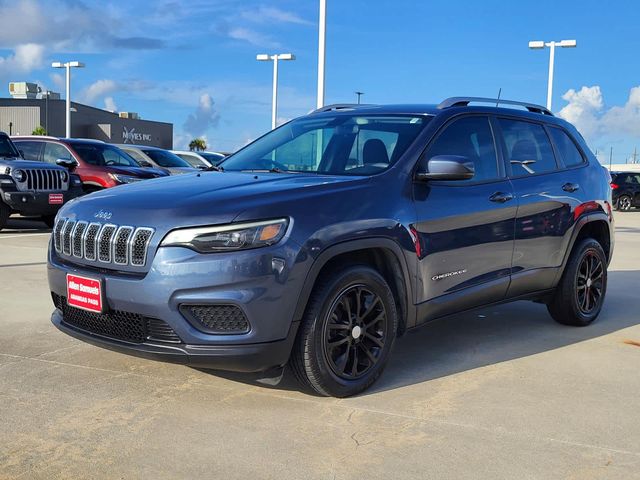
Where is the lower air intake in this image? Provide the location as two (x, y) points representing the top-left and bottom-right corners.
(52, 293), (182, 344)
(180, 304), (250, 334)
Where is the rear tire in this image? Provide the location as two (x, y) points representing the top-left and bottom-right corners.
(291, 265), (397, 397)
(547, 238), (607, 326)
(0, 202), (9, 232)
(616, 195), (632, 211)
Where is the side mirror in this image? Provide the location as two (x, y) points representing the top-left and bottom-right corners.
(138, 160), (153, 168)
(56, 158), (78, 170)
(415, 155), (475, 181)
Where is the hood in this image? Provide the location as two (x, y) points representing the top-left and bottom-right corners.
(58, 171), (368, 230)
(0, 158), (65, 170)
(106, 165), (168, 178)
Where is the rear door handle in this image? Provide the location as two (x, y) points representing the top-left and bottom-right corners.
(489, 192), (514, 203)
(562, 183), (580, 192)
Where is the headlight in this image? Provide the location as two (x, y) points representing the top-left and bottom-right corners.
(161, 218), (289, 253)
(60, 170), (68, 182)
(109, 173), (144, 184)
(13, 169), (26, 182)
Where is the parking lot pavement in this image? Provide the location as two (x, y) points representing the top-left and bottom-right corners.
(1, 214), (639, 479)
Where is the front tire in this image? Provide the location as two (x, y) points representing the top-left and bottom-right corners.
(547, 238), (607, 326)
(291, 265), (397, 397)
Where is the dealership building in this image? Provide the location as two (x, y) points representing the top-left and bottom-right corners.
(0, 82), (173, 148)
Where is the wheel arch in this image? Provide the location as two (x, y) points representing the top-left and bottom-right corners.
(293, 239), (416, 336)
(554, 212), (613, 284)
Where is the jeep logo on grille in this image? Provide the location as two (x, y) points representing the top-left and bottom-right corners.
(94, 210), (113, 220)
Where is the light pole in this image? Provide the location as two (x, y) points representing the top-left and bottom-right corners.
(51, 61), (85, 138)
(528, 39), (576, 111)
(355, 91), (364, 104)
(256, 53), (295, 129)
(317, 0), (326, 109)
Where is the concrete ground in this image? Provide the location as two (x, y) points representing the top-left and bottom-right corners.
(1, 214), (639, 480)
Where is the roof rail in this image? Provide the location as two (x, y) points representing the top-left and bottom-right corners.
(10, 134), (59, 140)
(311, 103), (365, 114)
(437, 97), (553, 116)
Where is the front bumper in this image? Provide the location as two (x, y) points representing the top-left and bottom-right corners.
(48, 240), (307, 372)
(51, 308), (298, 372)
(3, 187), (83, 215)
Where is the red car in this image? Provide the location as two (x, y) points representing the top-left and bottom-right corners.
(12, 137), (168, 193)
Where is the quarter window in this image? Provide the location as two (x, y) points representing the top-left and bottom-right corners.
(548, 127), (585, 167)
(425, 116), (499, 182)
(499, 119), (557, 175)
(43, 143), (72, 165)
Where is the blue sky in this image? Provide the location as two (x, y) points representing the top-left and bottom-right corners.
(1, 0), (639, 161)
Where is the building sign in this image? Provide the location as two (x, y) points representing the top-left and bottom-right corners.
(122, 126), (152, 143)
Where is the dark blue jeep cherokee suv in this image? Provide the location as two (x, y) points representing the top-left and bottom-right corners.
(48, 97), (614, 397)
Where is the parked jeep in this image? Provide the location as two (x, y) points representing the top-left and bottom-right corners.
(0, 132), (82, 231)
(47, 97), (614, 397)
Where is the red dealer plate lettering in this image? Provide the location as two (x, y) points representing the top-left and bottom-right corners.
(66, 274), (103, 313)
(49, 193), (64, 204)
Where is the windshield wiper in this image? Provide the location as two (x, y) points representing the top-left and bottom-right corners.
(205, 164), (224, 172)
(239, 168), (303, 174)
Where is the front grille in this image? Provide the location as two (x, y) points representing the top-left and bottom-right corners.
(181, 304), (250, 334)
(54, 218), (154, 268)
(20, 169), (67, 191)
(52, 293), (181, 344)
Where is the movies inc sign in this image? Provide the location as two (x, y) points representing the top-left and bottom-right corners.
(122, 126), (152, 143)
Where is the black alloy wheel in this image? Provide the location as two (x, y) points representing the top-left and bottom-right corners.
(291, 265), (397, 397)
(575, 252), (604, 315)
(322, 285), (387, 380)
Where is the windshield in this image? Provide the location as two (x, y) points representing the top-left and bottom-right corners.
(0, 135), (20, 159)
(200, 152), (226, 165)
(177, 153), (208, 168)
(70, 143), (140, 167)
(221, 114), (428, 175)
(142, 149), (191, 168)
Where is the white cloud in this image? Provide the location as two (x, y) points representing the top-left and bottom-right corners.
(0, 0), (164, 52)
(183, 93), (221, 137)
(104, 96), (117, 112)
(557, 85), (640, 145)
(78, 80), (118, 103)
(50, 73), (65, 91)
(241, 7), (312, 26)
(0, 43), (45, 77)
(227, 27), (280, 48)
(557, 86), (603, 139)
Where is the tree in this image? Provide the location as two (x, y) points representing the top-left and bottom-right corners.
(32, 125), (47, 135)
(189, 138), (207, 151)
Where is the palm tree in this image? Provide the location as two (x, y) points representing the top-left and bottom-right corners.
(189, 138), (207, 151)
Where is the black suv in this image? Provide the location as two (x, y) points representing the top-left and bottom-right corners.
(611, 171), (640, 211)
(48, 97), (613, 397)
(0, 132), (82, 230)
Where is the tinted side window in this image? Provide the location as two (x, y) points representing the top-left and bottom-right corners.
(548, 127), (585, 167)
(499, 119), (557, 175)
(425, 116), (499, 182)
(43, 143), (72, 165)
(16, 141), (43, 161)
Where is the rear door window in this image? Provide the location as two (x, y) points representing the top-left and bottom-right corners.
(548, 127), (585, 167)
(16, 141), (43, 161)
(498, 119), (558, 176)
(43, 143), (72, 165)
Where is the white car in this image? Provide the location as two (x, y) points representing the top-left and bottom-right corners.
(172, 150), (226, 170)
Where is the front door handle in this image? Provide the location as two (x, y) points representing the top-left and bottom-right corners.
(562, 183), (580, 192)
(489, 191), (514, 203)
